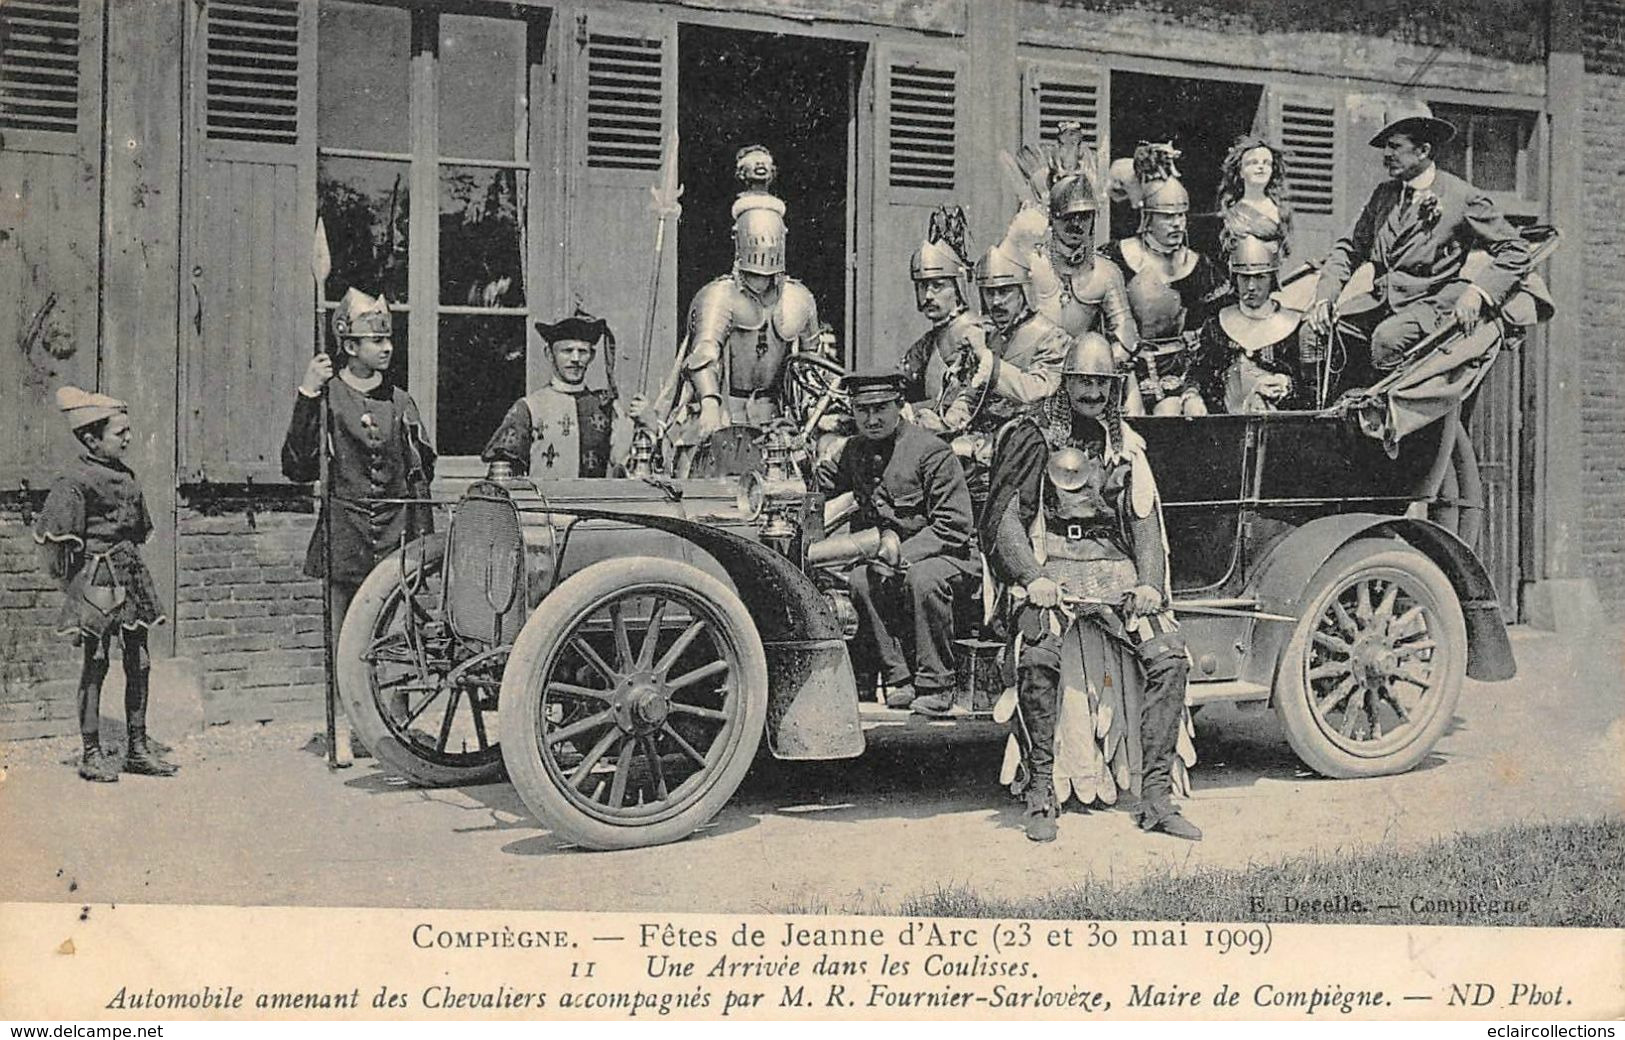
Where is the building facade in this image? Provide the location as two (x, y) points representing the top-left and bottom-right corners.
(0, 0), (1618, 735)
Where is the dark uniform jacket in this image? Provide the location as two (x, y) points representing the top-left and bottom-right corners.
(35, 453), (166, 638)
(1314, 166), (1530, 311)
(822, 421), (975, 565)
(281, 378), (437, 585)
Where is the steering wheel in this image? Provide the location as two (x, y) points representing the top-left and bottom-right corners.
(781, 352), (849, 434)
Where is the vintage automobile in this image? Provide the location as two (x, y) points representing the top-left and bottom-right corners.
(335, 232), (1557, 851)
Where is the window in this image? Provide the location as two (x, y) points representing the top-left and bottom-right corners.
(1430, 102), (1539, 210)
(317, 2), (542, 457)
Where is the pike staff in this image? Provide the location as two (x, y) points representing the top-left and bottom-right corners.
(310, 219), (349, 769)
(637, 129), (684, 398)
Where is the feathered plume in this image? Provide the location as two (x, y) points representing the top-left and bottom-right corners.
(926, 205), (971, 265)
(1000, 121), (1100, 211)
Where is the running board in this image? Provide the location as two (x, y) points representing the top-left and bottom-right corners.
(1187, 679), (1272, 705)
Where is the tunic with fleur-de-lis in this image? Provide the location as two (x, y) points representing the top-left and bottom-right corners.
(480, 383), (632, 479)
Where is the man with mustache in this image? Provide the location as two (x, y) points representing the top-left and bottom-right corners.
(898, 207), (986, 434)
(981, 332), (1199, 843)
(1305, 113), (1530, 382)
(820, 371), (977, 714)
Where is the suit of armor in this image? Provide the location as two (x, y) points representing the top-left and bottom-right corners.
(684, 273), (820, 423)
(942, 308), (1069, 435)
(1190, 304), (1310, 413)
(899, 309), (987, 432)
(1031, 241), (1137, 360)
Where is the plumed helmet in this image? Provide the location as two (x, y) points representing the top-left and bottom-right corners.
(1049, 172), (1099, 217)
(1140, 176), (1189, 215)
(332, 287), (393, 340)
(973, 242), (1032, 290)
(734, 204), (787, 276)
(910, 238), (969, 284)
(1062, 331), (1120, 378)
(1228, 234), (1280, 275)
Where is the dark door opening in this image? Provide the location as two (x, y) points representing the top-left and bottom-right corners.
(1109, 72), (1263, 262)
(678, 25), (861, 361)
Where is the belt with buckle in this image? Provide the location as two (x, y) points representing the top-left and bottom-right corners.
(1062, 521), (1113, 541)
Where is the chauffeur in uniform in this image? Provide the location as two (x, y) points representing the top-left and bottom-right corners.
(653, 196), (821, 465)
(1305, 112), (1531, 379)
(982, 332), (1199, 843)
(821, 372), (978, 714)
(481, 309), (644, 478)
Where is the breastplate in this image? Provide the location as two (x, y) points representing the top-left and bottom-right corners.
(725, 323), (791, 396)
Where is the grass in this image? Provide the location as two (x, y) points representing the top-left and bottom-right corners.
(790, 818), (1625, 928)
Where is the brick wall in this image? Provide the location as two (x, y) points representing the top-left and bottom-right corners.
(1582, 0), (1625, 610)
(0, 501), (81, 736)
(174, 494), (325, 723)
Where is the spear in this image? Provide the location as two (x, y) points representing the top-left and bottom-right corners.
(637, 129), (684, 395)
(311, 218), (348, 769)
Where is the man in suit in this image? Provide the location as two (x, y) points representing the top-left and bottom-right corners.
(1306, 113), (1530, 375)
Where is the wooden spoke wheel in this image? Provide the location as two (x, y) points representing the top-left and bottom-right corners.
(1274, 538), (1466, 778)
(337, 537), (506, 786)
(499, 557), (768, 850)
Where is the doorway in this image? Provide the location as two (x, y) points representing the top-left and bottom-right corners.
(677, 26), (862, 361)
(1108, 71), (1263, 260)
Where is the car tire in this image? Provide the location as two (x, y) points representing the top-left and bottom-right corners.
(500, 556), (768, 850)
(337, 536), (507, 787)
(1273, 537), (1466, 779)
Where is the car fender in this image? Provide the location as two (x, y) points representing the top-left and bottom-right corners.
(562, 508), (865, 761)
(1241, 513), (1515, 686)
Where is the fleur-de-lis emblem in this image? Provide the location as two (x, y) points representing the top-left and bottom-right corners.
(539, 443), (559, 469)
(560, 412), (573, 436)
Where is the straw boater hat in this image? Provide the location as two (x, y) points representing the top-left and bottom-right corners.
(55, 385), (127, 432)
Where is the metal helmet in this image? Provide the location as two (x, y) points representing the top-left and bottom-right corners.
(1061, 331), (1120, 377)
(910, 237), (970, 304)
(331, 287), (392, 340)
(973, 242), (1032, 290)
(734, 204), (787, 276)
(1140, 176), (1190, 215)
(1228, 234), (1280, 275)
(1049, 173), (1100, 218)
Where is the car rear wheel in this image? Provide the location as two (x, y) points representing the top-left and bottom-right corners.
(499, 557), (768, 850)
(337, 537), (507, 787)
(1274, 538), (1466, 779)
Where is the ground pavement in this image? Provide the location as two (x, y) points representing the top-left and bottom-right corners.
(1, 626), (1620, 914)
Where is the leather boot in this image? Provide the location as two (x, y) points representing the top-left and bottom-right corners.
(884, 682), (917, 709)
(1023, 777), (1059, 843)
(78, 736), (119, 783)
(124, 726), (179, 777)
(1137, 797), (1201, 841)
(910, 689), (960, 716)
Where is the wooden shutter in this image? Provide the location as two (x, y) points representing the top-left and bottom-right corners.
(862, 44), (964, 371)
(1264, 86), (1343, 263)
(0, 0), (103, 486)
(569, 12), (676, 400)
(1020, 58), (1108, 242)
(181, 0), (316, 482)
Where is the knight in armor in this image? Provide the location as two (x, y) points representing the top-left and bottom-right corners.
(938, 241), (1069, 443)
(652, 197), (821, 463)
(898, 206), (986, 434)
(1188, 236), (1312, 413)
(981, 332), (1200, 843)
(999, 123), (1141, 405)
(1103, 144), (1230, 415)
(820, 372), (978, 714)
(481, 309), (647, 478)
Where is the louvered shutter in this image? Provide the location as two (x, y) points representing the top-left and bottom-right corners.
(181, 0), (316, 482)
(1267, 87), (1344, 263)
(570, 13), (676, 400)
(1020, 59), (1109, 243)
(0, 0), (103, 485)
(864, 45), (965, 371)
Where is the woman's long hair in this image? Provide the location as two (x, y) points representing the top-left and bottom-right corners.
(1217, 135), (1294, 257)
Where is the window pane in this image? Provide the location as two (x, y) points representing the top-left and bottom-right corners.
(318, 2), (411, 152)
(439, 15), (524, 160)
(437, 315), (526, 456)
(1472, 114), (1522, 193)
(440, 166), (526, 307)
(319, 156), (410, 303)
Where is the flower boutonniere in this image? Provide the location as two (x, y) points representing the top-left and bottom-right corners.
(1415, 189), (1442, 229)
